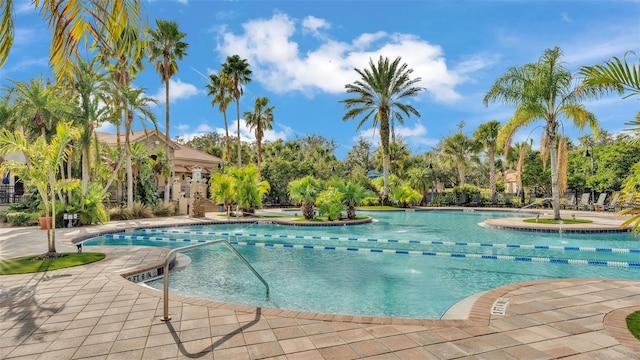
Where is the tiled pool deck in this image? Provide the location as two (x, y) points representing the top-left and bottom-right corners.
(1, 209), (639, 359)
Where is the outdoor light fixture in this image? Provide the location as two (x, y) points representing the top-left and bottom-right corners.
(536, 214), (540, 222)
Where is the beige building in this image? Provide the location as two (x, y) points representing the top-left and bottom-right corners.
(96, 130), (224, 188)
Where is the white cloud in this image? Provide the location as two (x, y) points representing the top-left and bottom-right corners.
(95, 122), (115, 133)
(353, 122), (438, 149)
(151, 78), (201, 104)
(561, 12), (573, 23)
(175, 119), (293, 144)
(216, 14), (467, 102)
(302, 16), (330, 38)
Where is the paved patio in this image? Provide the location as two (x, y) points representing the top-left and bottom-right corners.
(1, 210), (639, 359)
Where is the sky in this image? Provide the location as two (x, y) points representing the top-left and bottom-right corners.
(2, 0), (639, 159)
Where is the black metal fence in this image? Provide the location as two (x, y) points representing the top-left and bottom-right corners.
(0, 185), (24, 204)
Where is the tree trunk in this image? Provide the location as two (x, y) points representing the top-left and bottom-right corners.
(489, 148), (496, 198)
(549, 132), (561, 219)
(82, 146), (90, 197)
(164, 62), (171, 204)
(223, 111), (230, 163)
(380, 118), (390, 205)
(236, 99), (242, 167)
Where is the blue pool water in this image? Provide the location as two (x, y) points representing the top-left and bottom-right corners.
(83, 210), (640, 319)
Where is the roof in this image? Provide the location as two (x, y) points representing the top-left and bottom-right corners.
(95, 131), (223, 170)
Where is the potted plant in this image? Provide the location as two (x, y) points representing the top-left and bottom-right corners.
(0, 122), (80, 258)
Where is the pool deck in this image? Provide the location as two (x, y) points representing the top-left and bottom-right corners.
(1, 209), (639, 359)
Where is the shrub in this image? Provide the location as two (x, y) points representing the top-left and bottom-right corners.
(131, 201), (154, 218)
(6, 211), (38, 226)
(452, 185), (481, 205)
(153, 202), (176, 217)
(316, 187), (344, 221)
(107, 206), (134, 221)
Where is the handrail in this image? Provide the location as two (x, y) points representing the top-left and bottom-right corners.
(160, 239), (270, 321)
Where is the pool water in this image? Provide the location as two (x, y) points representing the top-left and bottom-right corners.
(83, 210), (640, 319)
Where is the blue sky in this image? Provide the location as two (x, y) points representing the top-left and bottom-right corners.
(2, 0), (639, 159)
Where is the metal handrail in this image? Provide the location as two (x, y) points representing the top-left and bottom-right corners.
(160, 238), (270, 321)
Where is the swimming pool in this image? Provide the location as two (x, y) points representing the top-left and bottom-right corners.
(83, 210), (640, 319)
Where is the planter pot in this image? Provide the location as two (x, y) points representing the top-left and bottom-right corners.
(39, 216), (52, 230)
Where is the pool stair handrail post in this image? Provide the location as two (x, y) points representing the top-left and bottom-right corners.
(161, 239), (270, 321)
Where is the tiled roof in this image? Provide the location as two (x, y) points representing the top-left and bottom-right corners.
(95, 131), (223, 168)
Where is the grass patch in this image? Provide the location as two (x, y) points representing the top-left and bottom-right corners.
(628, 311), (640, 341)
(0, 253), (106, 275)
(294, 215), (369, 223)
(523, 218), (593, 224)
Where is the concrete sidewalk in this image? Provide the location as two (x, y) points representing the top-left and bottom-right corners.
(1, 213), (639, 359)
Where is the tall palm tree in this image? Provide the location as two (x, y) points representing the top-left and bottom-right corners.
(98, 25), (147, 203)
(72, 57), (113, 196)
(0, 0), (145, 84)
(244, 97), (274, 177)
(206, 71), (233, 161)
(122, 87), (158, 209)
(474, 120), (500, 199)
(484, 46), (599, 219)
(341, 56), (423, 204)
(441, 131), (477, 186)
(148, 19), (188, 202)
(221, 55), (252, 167)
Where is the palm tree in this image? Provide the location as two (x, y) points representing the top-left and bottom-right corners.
(148, 19), (188, 203)
(122, 87), (158, 209)
(229, 165), (270, 214)
(0, 121), (80, 257)
(579, 51), (640, 136)
(406, 167), (431, 203)
(474, 120), (500, 199)
(98, 25), (147, 203)
(330, 180), (372, 219)
(341, 56), (423, 204)
(484, 46), (598, 219)
(288, 176), (321, 219)
(221, 55), (252, 167)
(244, 97), (274, 177)
(0, 0), (145, 84)
(206, 71), (233, 161)
(6, 75), (72, 140)
(72, 57), (113, 197)
(209, 172), (234, 215)
(441, 131), (477, 186)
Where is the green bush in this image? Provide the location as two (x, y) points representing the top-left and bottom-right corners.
(316, 187), (344, 221)
(452, 185), (481, 204)
(6, 211), (38, 226)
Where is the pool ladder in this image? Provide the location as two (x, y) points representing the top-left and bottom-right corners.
(160, 238), (270, 321)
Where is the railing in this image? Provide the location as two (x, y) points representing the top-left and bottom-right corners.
(160, 238), (269, 321)
(0, 185), (24, 204)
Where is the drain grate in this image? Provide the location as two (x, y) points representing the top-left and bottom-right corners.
(491, 297), (510, 316)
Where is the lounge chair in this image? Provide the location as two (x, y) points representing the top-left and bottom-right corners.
(604, 192), (620, 212)
(562, 193), (576, 209)
(484, 193), (498, 207)
(576, 192), (591, 211)
(456, 193), (468, 206)
(592, 193), (607, 211)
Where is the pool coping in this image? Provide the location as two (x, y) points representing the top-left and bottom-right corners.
(2, 211), (640, 359)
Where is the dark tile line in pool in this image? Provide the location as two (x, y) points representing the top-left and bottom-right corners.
(489, 225), (630, 234)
